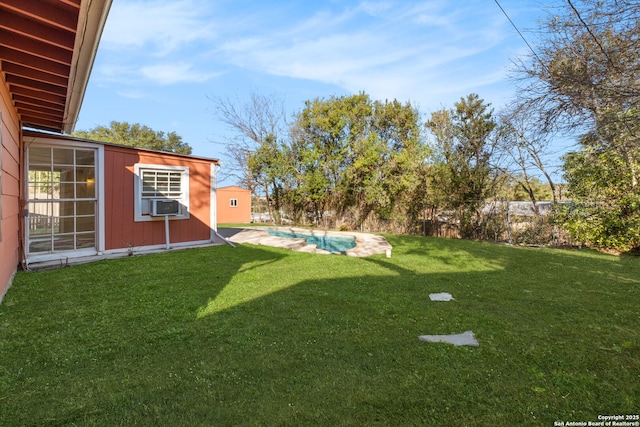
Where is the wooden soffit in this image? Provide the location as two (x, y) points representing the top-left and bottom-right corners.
(0, 0), (112, 133)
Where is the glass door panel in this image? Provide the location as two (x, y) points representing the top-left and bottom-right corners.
(27, 146), (98, 256)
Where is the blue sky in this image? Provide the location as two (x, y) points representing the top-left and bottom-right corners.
(77, 0), (564, 181)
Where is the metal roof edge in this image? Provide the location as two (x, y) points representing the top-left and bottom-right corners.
(23, 129), (220, 163)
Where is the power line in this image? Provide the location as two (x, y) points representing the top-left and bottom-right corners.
(566, 0), (616, 70)
(493, 0), (544, 67)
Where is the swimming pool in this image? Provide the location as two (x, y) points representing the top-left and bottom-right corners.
(266, 229), (356, 253)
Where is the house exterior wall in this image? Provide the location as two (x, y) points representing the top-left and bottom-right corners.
(0, 79), (22, 300)
(217, 186), (251, 224)
(103, 145), (215, 250)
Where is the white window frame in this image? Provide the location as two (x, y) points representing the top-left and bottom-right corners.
(134, 164), (190, 222)
(230, 198), (238, 208)
(24, 139), (104, 262)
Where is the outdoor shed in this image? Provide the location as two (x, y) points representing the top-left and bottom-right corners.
(23, 131), (220, 267)
(0, 0), (221, 302)
(216, 185), (251, 224)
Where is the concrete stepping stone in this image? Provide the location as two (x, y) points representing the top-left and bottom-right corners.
(419, 331), (479, 347)
(429, 292), (454, 301)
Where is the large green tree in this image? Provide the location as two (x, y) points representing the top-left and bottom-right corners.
(426, 94), (498, 238)
(73, 121), (192, 154)
(290, 94), (358, 223)
(515, 0), (640, 251)
(558, 113), (640, 251)
(290, 93), (426, 229)
(214, 91), (427, 230)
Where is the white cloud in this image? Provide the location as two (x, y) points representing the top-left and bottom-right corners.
(117, 90), (147, 99)
(358, 1), (393, 17)
(94, 0), (221, 87)
(215, 1), (512, 108)
(101, 0), (216, 55)
(93, 0), (518, 106)
(139, 63), (221, 85)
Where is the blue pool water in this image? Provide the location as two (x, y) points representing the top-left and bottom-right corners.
(267, 229), (356, 253)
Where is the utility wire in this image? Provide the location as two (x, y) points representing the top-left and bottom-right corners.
(566, 0), (617, 70)
(566, 0), (637, 141)
(493, 0), (544, 67)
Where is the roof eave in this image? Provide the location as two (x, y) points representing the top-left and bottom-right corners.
(23, 129), (221, 165)
(62, 0), (112, 134)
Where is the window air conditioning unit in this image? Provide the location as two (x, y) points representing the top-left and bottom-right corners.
(151, 199), (181, 216)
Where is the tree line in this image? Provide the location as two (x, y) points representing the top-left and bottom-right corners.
(216, 90), (559, 235)
(215, 0), (639, 252)
(73, 121), (192, 155)
(77, 0), (639, 252)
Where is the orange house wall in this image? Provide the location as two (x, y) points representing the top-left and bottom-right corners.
(1, 79), (22, 300)
(103, 146), (214, 250)
(217, 186), (251, 224)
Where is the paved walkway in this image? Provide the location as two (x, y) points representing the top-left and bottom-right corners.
(217, 227), (392, 257)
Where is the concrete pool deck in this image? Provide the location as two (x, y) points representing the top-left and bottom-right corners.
(217, 227), (393, 257)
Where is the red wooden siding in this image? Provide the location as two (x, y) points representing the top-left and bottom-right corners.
(217, 186), (251, 224)
(1, 79), (22, 299)
(103, 146), (214, 250)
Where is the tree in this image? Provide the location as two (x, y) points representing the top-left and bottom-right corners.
(247, 134), (294, 223)
(213, 91), (427, 230)
(515, 0), (639, 132)
(426, 94), (498, 238)
(494, 105), (559, 210)
(290, 94), (359, 224)
(494, 174), (554, 202)
(514, 0), (640, 251)
(557, 119), (640, 251)
(291, 93), (426, 229)
(211, 93), (290, 222)
(73, 121), (192, 154)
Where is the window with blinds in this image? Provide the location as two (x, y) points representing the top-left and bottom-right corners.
(134, 164), (190, 221)
(141, 170), (183, 199)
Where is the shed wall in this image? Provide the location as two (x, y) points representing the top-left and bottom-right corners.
(104, 146), (213, 250)
(217, 186), (251, 224)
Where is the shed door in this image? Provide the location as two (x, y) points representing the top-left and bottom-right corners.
(27, 146), (97, 256)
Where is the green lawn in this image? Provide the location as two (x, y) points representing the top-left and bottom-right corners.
(1, 235), (639, 426)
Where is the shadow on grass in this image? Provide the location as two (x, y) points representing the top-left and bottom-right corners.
(1, 236), (639, 426)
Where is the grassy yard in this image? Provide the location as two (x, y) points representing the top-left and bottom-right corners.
(1, 235), (639, 426)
